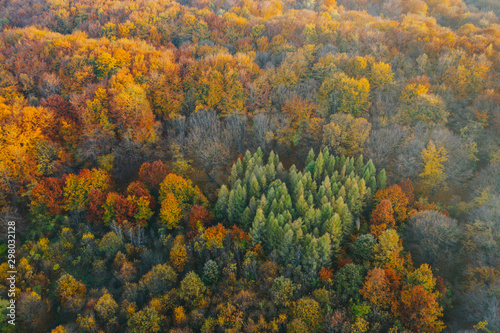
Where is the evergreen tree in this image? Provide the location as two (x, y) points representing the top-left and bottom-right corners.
(377, 169), (387, 190)
(215, 185), (229, 220)
(250, 208), (266, 245)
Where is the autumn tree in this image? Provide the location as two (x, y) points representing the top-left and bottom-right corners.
(370, 199), (396, 237)
(111, 83), (160, 143)
(18, 292), (50, 332)
(63, 168), (111, 211)
(394, 285), (444, 332)
(0, 104), (53, 184)
(318, 72), (371, 117)
(95, 291), (118, 322)
(293, 297), (323, 332)
(30, 177), (66, 216)
(189, 53), (246, 116)
(419, 140), (448, 195)
(56, 274), (87, 312)
(280, 97), (317, 146)
(373, 229), (404, 271)
(142, 264), (177, 296)
(179, 272), (207, 308)
(170, 235), (188, 272)
(159, 173), (207, 229)
(160, 192), (183, 229)
(322, 114), (371, 157)
(374, 185), (409, 224)
(270, 276), (296, 307)
(127, 307), (163, 333)
(138, 161), (170, 190)
(360, 268), (392, 309)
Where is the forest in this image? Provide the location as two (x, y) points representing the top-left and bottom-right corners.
(0, 0), (499, 331)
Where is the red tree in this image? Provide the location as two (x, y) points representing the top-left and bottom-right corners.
(31, 177), (66, 215)
(138, 161), (170, 189)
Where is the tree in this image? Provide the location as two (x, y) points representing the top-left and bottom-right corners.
(419, 140), (448, 194)
(270, 276), (296, 307)
(188, 205), (212, 238)
(350, 234), (377, 264)
(170, 235), (187, 272)
(318, 72), (371, 117)
(127, 181), (154, 225)
(18, 292), (49, 332)
(159, 173), (207, 208)
(373, 229), (404, 271)
(374, 185), (408, 224)
(322, 114), (371, 157)
(250, 208), (266, 245)
(103, 192), (138, 227)
(288, 319), (308, 333)
(95, 291), (118, 321)
(127, 307), (163, 333)
(179, 272), (206, 308)
(56, 274), (86, 312)
(368, 62), (394, 90)
(280, 97), (317, 146)
(138, 161), (170, 189)
(0, 105), (53, 184)
(86, 189), (107, 223)
(189, 53), (245, 116)
(334, 263), (365, 302)
(142, 264), (177, 296)
(111, 83), (160, 143)
(407, 264), (436, 292)
(293, 297), (322, 332)
(147, 55), (184, 120)
(63, 168), (111, 211)
(204, 224), (228, 249)
(370, 200), (396, 236)
(360, 268), (392, 309)
(394, 285), (444, 333)
(185, 110), (232, 183)
(160, 192), (183, 229)
(404, 211), (460, 278)
(98, 231), (123, 258)
(30, 177), (65, 216)
(189, 205), (212, 229)
(397, 84), (447, 126)
(203, 260), (219, 285)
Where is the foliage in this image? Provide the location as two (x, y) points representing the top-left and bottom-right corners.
(0, 0), (498, 330)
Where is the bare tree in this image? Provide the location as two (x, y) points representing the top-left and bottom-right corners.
(186, 110), (232, 183)
(226, 113), (248, 153)
(365, 125), (408, 174)
(404, 211), (460, 280)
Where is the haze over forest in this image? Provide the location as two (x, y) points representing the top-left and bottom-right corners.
(0, 0), (499, 331)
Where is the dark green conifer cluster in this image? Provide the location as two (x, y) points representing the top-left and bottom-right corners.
(215, 148), (386, 275)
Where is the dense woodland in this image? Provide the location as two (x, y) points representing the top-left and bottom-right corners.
(0, 0), (499, 331)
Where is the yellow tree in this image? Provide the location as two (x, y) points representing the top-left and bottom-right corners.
(170, 235), (187, 272)
(318, 72), (370, 117)
(280, 97), (317, 146)
(368, 62), (394, 90)
(190, 53), (246, 116)
(148, 52), (184, 120)
(111, 83), (160, 143)
(84, 88), (114, 133)
(419, 141), (448, 194)
(160, 192), (183, 229)
(373, 229), (405, 272)
(159, 173), (207, 207)
(0, 103), (52, 184)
